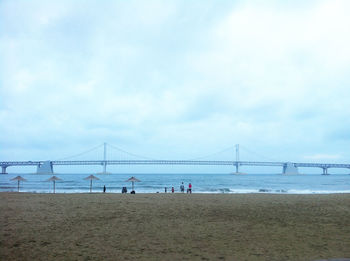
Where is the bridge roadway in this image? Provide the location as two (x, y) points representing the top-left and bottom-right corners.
(53, 160), (284, 166)
(1, 160), (350, 174)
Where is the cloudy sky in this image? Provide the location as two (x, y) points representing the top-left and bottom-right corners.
(1, 0), (350, 173)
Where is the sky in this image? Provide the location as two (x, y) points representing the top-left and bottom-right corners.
(1, 0), (350, 173)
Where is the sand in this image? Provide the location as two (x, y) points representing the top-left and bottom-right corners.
(1, 193), (349, 261)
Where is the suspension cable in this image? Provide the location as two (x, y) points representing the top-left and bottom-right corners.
(55, 143), (104, 161)
(54, 143), (279, 162)
(107, 143), (155, 160)
(185, 145), (235, 161)
(239, 145), (279, 162)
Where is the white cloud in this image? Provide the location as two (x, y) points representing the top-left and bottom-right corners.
(1, 0), (350, 167)
(303, 154), (342, 161)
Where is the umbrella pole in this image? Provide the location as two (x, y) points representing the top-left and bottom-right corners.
(90, 179), (92, 193)
(18, 180), (20, 192)
(54, 180), (56, 194)
(132, 181), (134, 191)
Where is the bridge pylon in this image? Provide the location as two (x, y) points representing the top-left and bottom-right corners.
(232, 144), (246, 175)
(235, 144), (239, 173)
(98, 142), (111, 174)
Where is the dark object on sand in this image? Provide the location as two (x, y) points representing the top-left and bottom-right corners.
(130, 190), (135, 194)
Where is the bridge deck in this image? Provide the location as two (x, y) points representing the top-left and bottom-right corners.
(1, 160), (350, 168)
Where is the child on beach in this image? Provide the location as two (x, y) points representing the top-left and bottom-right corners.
(171, 187), (174, 193)
(188, 183), (192, 194)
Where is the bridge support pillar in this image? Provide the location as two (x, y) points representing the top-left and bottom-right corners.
(98, 161), (110, 174)
(1, 166), (7, 174)
(102, 161), (108, 174)
(231, 162), (245, 174)
(322, 167), (329, 175)
(98, 142), (110, 174)
(283, 162), (299, 175)
(37, 161), (54, 174)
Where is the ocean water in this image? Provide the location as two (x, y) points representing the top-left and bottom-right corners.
(1, 173), (349, 194)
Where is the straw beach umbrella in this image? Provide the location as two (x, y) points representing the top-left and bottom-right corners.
(125, 176), (140, 192)
(11, 176), (27, 192)
(84, 175), (100, 193)
(46, 176), (62, 193)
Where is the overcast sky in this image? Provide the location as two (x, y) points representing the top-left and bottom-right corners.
(1, 0), (350, 173)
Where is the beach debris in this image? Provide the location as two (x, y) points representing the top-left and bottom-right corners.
(10, 176), (27, 192)
(84, 175), (100, 193)
(259, 189), (271, 193)
(46, 176), (62, 194)
(125, 176), (140, 193)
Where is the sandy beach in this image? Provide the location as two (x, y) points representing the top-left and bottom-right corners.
(1, 193), (349, 261)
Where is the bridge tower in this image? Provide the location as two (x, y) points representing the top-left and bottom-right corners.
(103, 142), (107, 173)
(233, 144), (243, 174)
(99, 142), (110, 174)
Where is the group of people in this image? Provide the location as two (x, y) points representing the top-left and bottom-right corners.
(103, 185), (129, 193)
(165, 182), (192, 193)
(103, 182), (193, 194)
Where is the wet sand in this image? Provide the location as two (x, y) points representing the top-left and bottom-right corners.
(1, 193), (349, 260)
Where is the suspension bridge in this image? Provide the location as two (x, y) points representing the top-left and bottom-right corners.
(1, 143), (349, 175)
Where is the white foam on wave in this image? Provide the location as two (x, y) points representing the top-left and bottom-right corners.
(186, 189), (350, 194)
(287, 189), (350, 194)
(3, 189), (350, 194)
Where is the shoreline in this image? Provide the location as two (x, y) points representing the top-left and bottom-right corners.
(2, 191), (350, 194)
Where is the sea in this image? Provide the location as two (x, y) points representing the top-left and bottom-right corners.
(1, 173), (349, 194)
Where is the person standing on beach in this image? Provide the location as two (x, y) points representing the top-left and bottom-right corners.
(165, 187), (167, 193)
(180, 182), (184, 193)
(103, 185), (106, 193)
(171, 187), (174, 193)
(188, 183), (192, 194)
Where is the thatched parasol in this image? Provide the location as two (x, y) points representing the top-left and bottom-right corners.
(11, 176), (27, 192)
(125, 176), (140, 192)
(46, 176), (62, 193)
(84, 175), (100, 193)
